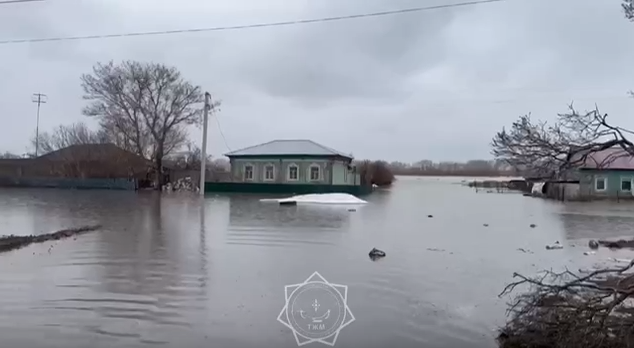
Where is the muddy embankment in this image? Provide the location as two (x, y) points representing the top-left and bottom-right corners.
(0, 225), (102, 253)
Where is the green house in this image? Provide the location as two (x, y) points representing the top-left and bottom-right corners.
(203, 139), (371, 196)
(572, 148), (634, 200)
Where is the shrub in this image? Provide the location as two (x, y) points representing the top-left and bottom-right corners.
(357, 160), (395, 187)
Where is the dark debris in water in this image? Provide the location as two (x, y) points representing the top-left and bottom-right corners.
(0, 224), (102, 253)
(597, 238), (634, 249)
(369, 247), (386, 261)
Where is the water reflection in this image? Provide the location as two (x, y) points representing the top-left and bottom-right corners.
(19, 192), (211, 345)
(0, 180), (605, 348)
(558, 202), (634, 240)
(228, 196), (353, 229)
(225, 196), (355, 249)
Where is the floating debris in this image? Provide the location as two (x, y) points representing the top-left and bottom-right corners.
(261, 193), (367, 205)
(0, 225), (102, 253)
(427, 248), (446, 252)
(483, 223), (489, 227)
(427, 215), (433, 218)
(162, 177), (199, 192)
(530, 224), (537, 228)
(545, 241), (563, 250)
(609, 257), (632, 263)
(597, 239), (634, 249)
(369, 248), (386, 260)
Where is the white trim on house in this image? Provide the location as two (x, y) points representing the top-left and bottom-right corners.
(243, 163), (254, 181)
(263, 163), (275, 181)
(308, 163), (321, 181)
(287, 163), (299, 181)
(595, 176), (607, 192)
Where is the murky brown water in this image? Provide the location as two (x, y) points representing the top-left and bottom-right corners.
(0, 176), (631, 347)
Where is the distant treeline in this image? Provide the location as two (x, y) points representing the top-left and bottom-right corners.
(390, 168), (518, 177)
(354, 161), (517, 188)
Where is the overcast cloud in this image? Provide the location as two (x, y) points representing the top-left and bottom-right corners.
(1, 0), (633, 162)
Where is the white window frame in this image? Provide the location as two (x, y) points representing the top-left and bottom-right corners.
(595, 176), (607, 192)
(263, 163), (275, 182)
(308, 163), (321, 181)
(287, 163), (299, 181)
(243, 163), (254, 181)
(621, 176), (632, 192)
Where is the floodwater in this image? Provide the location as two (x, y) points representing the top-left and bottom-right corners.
(0, 176), (631, 348)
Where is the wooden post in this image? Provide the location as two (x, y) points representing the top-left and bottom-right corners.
(199, 92), (211, 196)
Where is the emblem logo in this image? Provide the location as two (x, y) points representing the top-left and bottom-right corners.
(277, 272), (355, 346)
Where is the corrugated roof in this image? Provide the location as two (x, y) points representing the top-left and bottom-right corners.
(224, 139), (353, 159)
(37, 143), (150, 165)
(573, 147), (634, 170)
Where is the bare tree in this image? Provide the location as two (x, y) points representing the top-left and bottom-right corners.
(181, 142), (213, 170)
(0, 152), (21, 159)
(624, 0), (634, 20)
(31, 122), (109, 155)
(498, 261), (634, 348)
(491, 105), (634, 178)
(492, 1), (634, 178)
(166, 142), (213, 170)
(80, 61), (215, 186)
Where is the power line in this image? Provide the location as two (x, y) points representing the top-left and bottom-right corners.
(213, 113), (231, 152)
(0, 0), (44, 4)
(0, 0), (505, 45)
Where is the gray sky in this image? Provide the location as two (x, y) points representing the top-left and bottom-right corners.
(1, 0), (634, 162)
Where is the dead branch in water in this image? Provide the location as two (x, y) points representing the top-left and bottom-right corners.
(497, 261), (634, 348)
(0, 225), (102, 253)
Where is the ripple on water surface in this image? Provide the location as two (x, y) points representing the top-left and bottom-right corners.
(0, 183), (598, 347)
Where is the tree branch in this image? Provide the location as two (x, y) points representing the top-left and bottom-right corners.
(491, 104), (634, 178)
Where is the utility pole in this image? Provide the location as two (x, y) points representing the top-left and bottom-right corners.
(199, 92), (211, 196)
(31, 93), (47, 157)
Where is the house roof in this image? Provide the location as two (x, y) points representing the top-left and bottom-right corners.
(224, 139), (353, 159)
(37, 143), (150, 165)
(572, 147), (634, 170)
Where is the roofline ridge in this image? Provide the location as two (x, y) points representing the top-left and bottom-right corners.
(308, 139), (353, 157)
(223, 139), (354, 159)
(224, 139), (278, 156)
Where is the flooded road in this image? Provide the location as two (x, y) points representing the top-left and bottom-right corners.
(0, 176), (628, 348)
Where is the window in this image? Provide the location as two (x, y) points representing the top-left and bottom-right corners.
(622, 177), (632, 192)
(309, 164), (320, 181)
(244, 164), (254, 181)
(595, 177), (606, 191)
(287, 164), (299, 181)
(264, 164), (275, 181)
